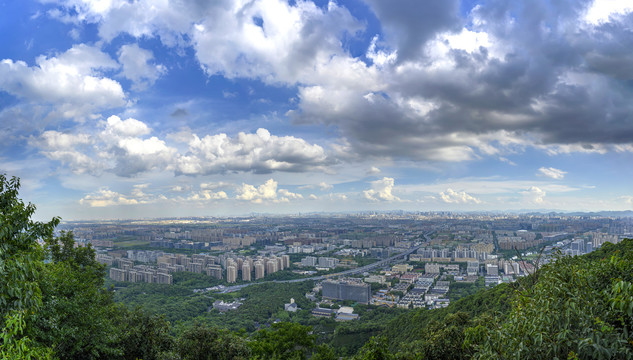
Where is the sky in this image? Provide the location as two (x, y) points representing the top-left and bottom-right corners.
(1, 0), (633, 220)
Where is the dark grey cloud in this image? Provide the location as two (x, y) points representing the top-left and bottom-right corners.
(170, 108), (188, 117)
(292, 0), (633, 160)
(363, 0), (461, 61)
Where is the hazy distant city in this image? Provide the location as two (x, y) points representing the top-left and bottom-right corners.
(61, 212), (633, 316)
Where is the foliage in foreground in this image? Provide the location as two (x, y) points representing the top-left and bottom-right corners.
(380, 239), (633, 360)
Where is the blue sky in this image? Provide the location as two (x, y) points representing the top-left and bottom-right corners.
(1, 0), (633, 220)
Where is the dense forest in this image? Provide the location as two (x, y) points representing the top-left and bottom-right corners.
(2, 174), (633, 359)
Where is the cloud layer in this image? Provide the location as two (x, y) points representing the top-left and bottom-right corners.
(2, 0), (633, 218)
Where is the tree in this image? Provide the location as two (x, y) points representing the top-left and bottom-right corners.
(30, 230), (124, 359)
(472, 240), (633, 359)
(0, 175), (57, 358)
(117, 307), (174, 360)
(177, 322), (250, 360)
(398, 311), (474, 360)
(1, 311), (53, 360)
(249, 322), (316, 360)
(311, 344), (338, 360)
(0, 175), (58, 318)
(352, 336), (394, 360)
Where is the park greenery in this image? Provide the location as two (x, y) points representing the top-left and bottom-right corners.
(2, 173), (633, 359)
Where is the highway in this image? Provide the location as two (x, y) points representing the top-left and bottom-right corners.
(216, 233), (430, 293)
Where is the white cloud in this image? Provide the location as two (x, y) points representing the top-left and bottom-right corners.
(299, 182), (333, 191)
(538, 167), (567, 180)
(329, 193), (348, 201)
(363, 177), (400, 201)
(79, 183), (170, 207)
(37, 130), (91, 149)
(235, 179), (302, 203)
(278, 189), (303, 202)
(200, 182), (231, 190)
(522, 186), (546, 204)
(100, 116), (176, 177)
(176, 128), (330, 175)
(31, 118), (338, 178)
(79, 187), (138, 207)
(187, 190), (229, 202)
(103, 115), (150, 137)
(117, 43), (166, 90)
(236, 179), (303, 204)
(620, 196), (633, 206)
(366, 166), (381, 175)
(30, 130), (99, 174)
(584, 0), (633, 24)
(31, 116), (175, 177)
(0, 44), (125, 120)
(366, 35), (397, 67)
(42, 0), (633, 166)
(51, 0), (374, 88)
(439, 188), (481, 204)
(190, 0), (365, 86)
(236, 179), (278, 203)
(308, 194), (318, 200)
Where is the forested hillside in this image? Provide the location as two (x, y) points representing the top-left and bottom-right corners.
(2, 174), (633, 359)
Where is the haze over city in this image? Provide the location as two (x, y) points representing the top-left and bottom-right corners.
(1, 0), (633, 220)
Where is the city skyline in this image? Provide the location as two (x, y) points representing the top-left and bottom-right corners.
(1, 0), (633, 220)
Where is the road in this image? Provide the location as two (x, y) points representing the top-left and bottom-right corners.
(217, 233), (430, 293)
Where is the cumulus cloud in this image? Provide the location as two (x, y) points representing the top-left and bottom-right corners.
(176, 128), (331, 175)
(288, 1), (633, 162)
(103, 115), (150, 137)
(31, 116), (339, 178)
(191, 0), (366, 86)
(79, 187), (139, 207)
(366, 166), (381, 175)
(100, 116), (176, 177)
(584, 0), (633, 24)
(30, 130), (99, 174)
(363, 177), (400, 201)
(39, 0), (633, 165)
(363, 0), (461, 61)
(187, 190), (229, 202)
(278, 189), (303, 202)
(538, 167), (567, 180)
(30, 115), (175, 177)
(0, 44), (125, 119)
(329, 193), (348, 201)
(439, 188), (481, 204)
(235, 178), (301, 203)
(522, 186), (546, 204)
(79, 183), (169, 207)
(117, 43), (166, 90)
(49, 0), (367, 86)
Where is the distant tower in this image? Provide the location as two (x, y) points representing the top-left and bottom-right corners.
(227, 265), (237, 283)
(242, 263), (251, 281)
(266, 259), (278, 274)
(254, 261), (265, 279)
